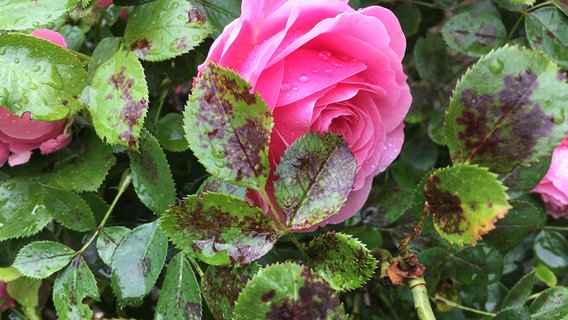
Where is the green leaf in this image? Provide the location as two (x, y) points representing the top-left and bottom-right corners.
(0, 267), (21, 282)
(129, 131), (176, 214)
(155, 253), (202, 320)
(533, 264), (557, 287)
(53, 256), (100, 320)
(445, 45), (568, 173)
(441, 12), (506, 57)
(201, 263), (260, 320)
(306, 232), (377, 291)
(96, 226), (131, 266)
(46, 132), (116, 192)
(233, 263), (346, 320)
(501, 155), (552, 198)
(42, 186), (97, 232)
(13, 241), (75, 279)
(6, 276), (41, 318)
(183, 62), (273, 191)
(124, 0), (211, 61)
(533, 230), (568, 274)
(493, 306), (530, 320)
(414, 33), (449, 84)
(525, 7), (568, 68)
(552, 0), (568, 16)
(501, 271), (536, 308)
(88, 37), (121, 80)
(0, 0), (69, 31)
(197, 176), (247, 200)
(394, 2), (421, 37)
(528, 286), (568, 319)
(0, 177), (52, 240)
(88, 48), (149, 148)
(274, 132), (356, 230)
(156, 113), (189, 152)
(160, 193), (280, 266)
(192, 0), (240, 38)
(0, 33), (87, 120)
(423, 164), (510, 245)
(449, 244), (503, 286)
(482, 197), (547, 251)
(111, 221), (167, 305)
(345, 227), (383, 249)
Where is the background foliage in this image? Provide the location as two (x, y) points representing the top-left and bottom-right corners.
(1, 0), (568, 319)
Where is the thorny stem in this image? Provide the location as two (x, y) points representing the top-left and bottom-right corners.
(409, 277), (437, 320)
(77, 169), (132, 256)
(398, 203), (429, 258)
(435, 297), (496, 317)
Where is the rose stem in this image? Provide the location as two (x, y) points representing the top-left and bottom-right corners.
(398, 203), (429, 259)
(409, 277), (437, 320)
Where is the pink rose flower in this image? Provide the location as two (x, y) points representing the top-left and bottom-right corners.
(0, 281), (16, 313)
(198, 0), (411, 229)
(0, 29), (72, 167)
(95, 0), (113, 7)
(532, 135), (568, 218)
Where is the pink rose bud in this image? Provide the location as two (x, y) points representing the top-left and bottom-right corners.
(532, 135), (568, 218)
(198, 0), (411, 229)
(0, 281), (16, 312)
(0, 29), (72, 167)
(95, 0), (113, 7)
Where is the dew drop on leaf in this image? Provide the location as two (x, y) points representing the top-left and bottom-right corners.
(489, 58), (504, 74)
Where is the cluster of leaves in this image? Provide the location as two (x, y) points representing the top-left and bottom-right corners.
(0, 0), (567, 319)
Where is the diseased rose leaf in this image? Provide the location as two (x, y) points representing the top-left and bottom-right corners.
(111, 221), (167, 306)
(0, 34), (87, 120)
(12, 241), (75, 279)
(441, 12), (506, 57)
(500, 271), (536, 309)
(53, 256), (100, 320)
(274, 132), (356, 230)
(424, 164), (511, 246)
(449, 244), (503, 286)
(197, 176), (247, 200)
(525, 7), (568, 68)
(445, 45), (568, 173)
(305, 232), (377, 291)
(552, 0), (568, 16)
(533, 231), (568, 274)
(493, 307), (531, 320)
(501, 155), (552, 199)
(233, 263), (346, 320)
(88, 37), (121, 80)
(129, 131), (176, 215)
(0, 0), (70, 31)
(155, 253), (202, 320)
(191, 0), (240, 38)
(413, 32), (449, 84)
(42, 186), (97, 232)
(184, 63), (272, 191)
(528, 286), (568, 319)
(124, 0), (212, 61)
(159, 193), (280, 266)
(96, 226), (131, 266)
(482, 197), (547, 251)
(156, 113), (189, 152)
(88, 48), (149, 149)
(0, 177), (52, 240)
(201, 263), (260, 320)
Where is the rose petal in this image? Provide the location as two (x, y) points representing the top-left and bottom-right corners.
(39, 134), (72, 155)
(8, 149), (32, 167)
(30, 29), (67, 49)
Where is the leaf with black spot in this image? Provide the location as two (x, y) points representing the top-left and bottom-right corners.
(424, 164), (510, 246)
(184, 63), (273, 191)
(445, 45), (568, 173)
(528, 286), (568, 319)
(159, 192), (280, 266)
(306, 232), (377, 291)
(96, 226), (131, 266)
(42, 186), (97, 232)
(88, 48), (149, 149)
(274, 132), (356, 230)
(124, 0), (212, 61)
(53, 256), (100, 320)
(441, 12), (506, 57)
(501, 271), (536, 309)
(155, 252), (202, 320)
(552, 0), (568, 16)
(129, 131), (176, 215)
(233, 262), (346, 320)
(111, 221), (167, 306)
(525, 7), (568, 68)
(192, 0), (241, 38)
(13, 241), (75, 279)
(0, 34), (87, 120)
(197, 176), (247, 200)
(201, 263), (260, 320)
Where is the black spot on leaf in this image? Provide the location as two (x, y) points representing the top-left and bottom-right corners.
(424, 175), (466, 236)
(188, 6), (206, 24)
(130, 39), (151, 57)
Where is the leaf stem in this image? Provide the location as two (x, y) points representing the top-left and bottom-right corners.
(409, 277), (437, 320)
(543, 225), (568, 231)
(399, 203), (429, 258)
(76, 169), (132, 256)
(152, 89), (169, 131)
(506, 11), (526, 43)
(435, 297), (495, 317)
(186, 255), (204, 278)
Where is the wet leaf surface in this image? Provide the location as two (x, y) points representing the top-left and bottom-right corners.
(0, 0), (69, 31)
(441, 12), (506, 56)
(13, 241), (75, 279)
(533, 230), (568, 274)
(528, 286), (568, 319)
(96, 226), (131, 266)
(525, 7), (568, 68)
(42, 186), (97, 232)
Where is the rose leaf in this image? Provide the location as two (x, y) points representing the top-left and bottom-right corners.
(525, 7), (568, 68)
(41, 185), (97, 232)
(441, 12), (506, 57)
(13, 241), (75, 279)
(528, 286), (568, 319)
(449, 244), (503, 286)
(0, 0), (70, 31)
(96, 226), (131, 266)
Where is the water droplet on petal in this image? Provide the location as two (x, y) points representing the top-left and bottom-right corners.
(281, 82), (291, 92)
(324, 68), (333, 74)
(292, 86), (299, 91)
(298, 74), (309, 83)
(311, 68), (319, 74)
(318, 50), (332, 61)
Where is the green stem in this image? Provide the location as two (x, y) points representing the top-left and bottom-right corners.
(399, 204), (429, 259)
(76, 169), (132, 255)
(187, 255), (204, 278)
(152, 89), (169, 131)
(506, 12), (526, 42)
(435, 297), (495, 317)
(543, 226), (568, 231)
(409, 277), (437, 320)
